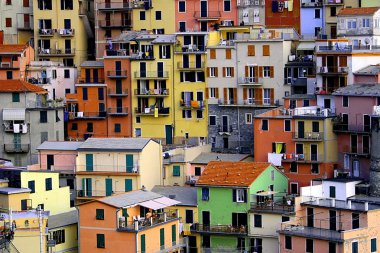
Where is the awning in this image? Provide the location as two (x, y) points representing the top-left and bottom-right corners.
(3, 108), (25, 121)
(154, 197), (181, 206)
(139, 197), (180, 210)
(256, 191), (278, 196)
(297, 42), (315, 51)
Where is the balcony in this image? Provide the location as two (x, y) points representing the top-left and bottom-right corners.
(57, 28), (75, 36)
(108, 88), (128, 96)
(97, 2), (132, 10)
(317, 45), (351, 52)
(237, 0), (265, 7)
(28, 77), (52, 85)
(218, 124), (233, 133)
(98, 19), (132, 28)
(283, 153), (324, 163)
(191, 224), (248, 235)
(342, 145), (370, 156)
(4, 144), (30, 153)
(38, 48), (75, 56)
(134, 107), (170, 116)
(301, 0), (323, 7)
(279, 222), (343, 242)
(177, 61), (204, 70)
(76, 164), (139, 174)
(107, 70), (127, 78)
(77, 77), (105, 84)
(134, 89), (169, 96)
(107, 107), (129, 116)
(18, 22), (32, 30)
(193, 11), (221, 20)
(324, 0), (344, 5)
(333, 123), (371, 133)
(218, 99), (276, 107)
(317, 66), (349, 75)
(238, 77), (263, 85)
(3, 123), (29, 134)
(38, 29), (55, 36)
(292, 132), (324, 141)
(174, 44), (206, 53)
(73, 111), (107, 119)
(251, 201), (295, 214)
(180, 100), (206, 110)
(134, 71), (169, 79)
(0, 62), (17, 69)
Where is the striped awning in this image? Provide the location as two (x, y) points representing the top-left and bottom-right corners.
(3, 108), (25, 121)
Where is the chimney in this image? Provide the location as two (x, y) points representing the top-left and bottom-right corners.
(370, 116), (380, 196)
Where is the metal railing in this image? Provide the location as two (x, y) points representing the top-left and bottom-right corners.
(74, 111), (107, 118)
(77, 77), (105, 84)
(174, 44), (206, 53)
(193, 11), (221, 19)
(342, 145), (370, 155)
(218, 124), (233, 133)
(134, 107), (170, 115)
(77, 164), (139, 173)
(251, 202), (295, 213)
(134, 89), (169, 96)
(57, 28), (75, 36)
(107, 70), (128, 77)
(180, 100), (206, 109)
(279, 222), (343, 242)
(292, 132), (324, 140)
(192, 224), (248, 235)
(318, 66), (349, 74)
(324, 0), (344, 4)
(107, 107), (129, 115)
(238, 77), (263, 84)
(4, 144), (30, 153)
(108, 88), (128, 96)
(333, 123), (371, 133)
(237, 0), (265, 7)
(17, 22), (32, 30)
(134, 71), (169, 79)
(98, 20), (132, 28)
(218, 99), (275, 106)
(38, 28), (54, 36)
(97, 2), (133, 9)
(177, 61), (204, 69)
(38, 48), (75, 55)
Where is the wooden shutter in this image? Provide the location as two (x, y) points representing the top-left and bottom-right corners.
(263, 45), (270, 56)
(222, 67), (226, 77)
(340, 56), (347, 67)
(255, 88), (263, 105)
(270, 66), (274, 78)
(231, 67), (234, 77)
(259, 66), (263, 78)
(210, 49), (216, 59)
(226, 48), (231, 59)
(254, 66), (258, 79)
(215, 67), (218, 77)
(125, 179), (132, 192)
(205, 88), (209, 98)
(216, 88), (219, 98)
(248, 45), (255, 56)
(245, 66), (249, 77)
(270, 88), (274, 105)
(5, 18), (12, 27)
(233, 88), (237, 104)
(243, 88), (247, 100)
(206, 67), (210, 77)
(23, 0), (29, 7)
(223, 88), (227, 102)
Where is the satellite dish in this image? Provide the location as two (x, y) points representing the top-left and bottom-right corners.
(365, 38), (370, 45)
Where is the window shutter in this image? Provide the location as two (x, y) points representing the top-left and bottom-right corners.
(244, 190), (247, 203)
(125, 179), (132, 192)
(254, 66), (258, 79)
(245, 66), (248, 77)
(232, 189), (237, 202)
(263, 45), (270, 56)
(270, 88), (274, 105)
(205, 88), (209, 98)
(23, 0), (29, 7)
(215, 67), (218, 77)
(159, 46), (162, 58)
(223, 88), (227, 101)
(243, 88), (247, 100)
(222, 67), (226, 77)
(141, 235), (146, 253)
(216, 88), (219, 98)
(226, 48), (231, 59)
(233, 88), (237, 104)
(255, 88), (263, 105)
(181, 92), (184, 100)
(210, 49), (216, 59)
(171, 224), (176, 245)
(231, 67), (234, 77)
(259, 66), (263, 78)
(248, 45), (255, 56)
(340, 56), (347, 67)
(5, 18), (12, 27)
(166, 45), (171, 58)
(270, 66), (274, 78)
(206, 67), (210, 77)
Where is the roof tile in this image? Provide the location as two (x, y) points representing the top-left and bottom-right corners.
(0, 44), (28, 54)
(0, 80), (47, 93)
(338, 7), (380, 16)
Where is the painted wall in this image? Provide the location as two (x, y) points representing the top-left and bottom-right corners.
(0, 192), (30, 210)
(362, 0), (380, 7)
(0, 46), (34, 80)
(265, 0), (301, 32)
(49, 223), (78, 253)
(300, 7), (323, 38)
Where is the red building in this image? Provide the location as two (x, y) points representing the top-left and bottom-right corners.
(265, 0), (300, 32)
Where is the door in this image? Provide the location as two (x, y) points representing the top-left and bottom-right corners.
(65, 39), (71, 53)
(298, 121), (305, 138)
(222, 115), (228, 132)
(200, 0), (207, 17)
(105, 0), (110, 8)
(47, 154), (54, 170)
(140, 62), (146, 77)
(84, 178), (92, 197)
(200, 21), (208, 32)
(116, 80), (122, 94)
(85, 154), (93, 171)
(329, 210), (336, 230)
(64, 19), (71, 29)
(331, 25), (337, 39)
(85, 69), (91, 83)
(105, 178), (112, 196)
(116, 98), (122, 113)
(353, 160), (360, 177)
(188, 236), (197, 253)
(93, 69), (98, 83)
(364, 115), (371, 132)
(13, 133), (21, 151)
(196, 54), (202, 68)
(311, 144), (318, 161)
(351, 135), (358, 153)
(157, 62), (163, 77)
(99, 103), (105, 116)
(324, 98), (331, 109)
(183, 54), (189, 68)
(115, 61), (121, 76)
(307, 208), (314, 227)
(126, 154), (133, 172)
(202, 211), (210, 229)
(223, 137), (228, 149)
(165, 125), (173, 145)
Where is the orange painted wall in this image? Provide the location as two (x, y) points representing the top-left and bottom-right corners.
(265, 0), (301, 33)
(283, 98), (317, 110)
(0, 46), (34, 80)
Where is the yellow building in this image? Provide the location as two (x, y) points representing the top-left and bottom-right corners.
(75, 138), (162, 203)
(131, 0), (175, 34)
(33, 0), (92, 68)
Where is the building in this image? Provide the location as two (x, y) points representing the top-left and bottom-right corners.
(78, 190), (185, 252)
(0, 0), (33, 44)
(236, 0), (265, 26)
(278, 178), (380, 253)
(195, 161), (289, 252)
(265, 0), (301, 32)
(362, 0), (380, 7)
(300, 0), (323, 39)
(152, 185), (200, 253)
(0, 80), (64, 166)
(75, 138), (162, 202)
(353, 64), (380, 84)
(0, 44), (34, 80)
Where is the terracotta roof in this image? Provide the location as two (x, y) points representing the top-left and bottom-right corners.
(0, 80), (47, 93)
(338, 7), (380, 16)
(0, 44), (28, 54)
(196, 161), (272, 187)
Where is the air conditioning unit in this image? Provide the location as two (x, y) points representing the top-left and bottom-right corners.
(340, 67), (348, 73)
(1, 62), (11, 68)
(298, 154), (305, 160)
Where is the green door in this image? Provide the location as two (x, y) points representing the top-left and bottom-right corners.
(165, 125), (173, 145)
(105, 178), (112, 196)
(160, 228), (165, 249)
(171, 224), (176, 246)
(141, 234), (146, 253)
(86, 178), (92, 197)
(125, 179), (132, 192)
(86, 154), (93, 171)
(126, 154), (133, 172)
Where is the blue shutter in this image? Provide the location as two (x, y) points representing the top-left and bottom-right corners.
(105, 179), (112, 196)
(125, 179), (132, 192)
(126, 154), (133, 172)
(86, 154), (93, 171)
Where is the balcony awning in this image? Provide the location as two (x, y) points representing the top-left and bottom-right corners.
(256, 191), (278, 196)
(297, 42), (315, 51)
(3, 108), (25, 121)
(139, 197), (180, 210)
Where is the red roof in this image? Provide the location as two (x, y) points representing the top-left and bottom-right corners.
(338, 7), (380, 16)
(196, 161), (272, 187)
(0, 44), (28, 54)
(0, 80), (47, 93)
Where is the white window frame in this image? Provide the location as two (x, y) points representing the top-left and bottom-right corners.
(263, 66), (270, 78)
(245, 113), (252, 124)
(209, 88), (216, 98)
(209, 67), (216, 77)
(223, 0), (231, 12)
(225, 67), (232, 77)
(236, 189), (245, 202)
(363, 18), (370, 28)
(347, 19), (357, 29)
(178, 0), (186, 13)
(263, 88), (270, 105)
(183, 109), (192, 119)
(248, 88), (255, 103)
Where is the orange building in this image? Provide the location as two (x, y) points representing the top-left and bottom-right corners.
(265, 0), (300, 32)
(0, 44), (34, 80)
(78, 190), (186, 253)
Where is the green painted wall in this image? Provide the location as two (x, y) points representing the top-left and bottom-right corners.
(362, 0), (380, 7)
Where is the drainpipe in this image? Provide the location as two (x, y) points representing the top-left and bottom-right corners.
(75, 206), (80, 252)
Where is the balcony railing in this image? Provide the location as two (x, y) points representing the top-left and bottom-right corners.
(134, 71), (169, 79)
(17, 22), (32, 30)
(177, 61), (204, 69)
(237, 0), (265, 7)
(301, 0), (323, 7)
(284, 153), (324, 162)
(342, 145), (370, 156)
(180, 100), (206, 109)
(73, 111), (107, 119)
(38, 48), (75, 56)
(333, 123), (371, 133)
(134, 89), (169, 96)
(279, 222), (343, 242)
(218, 99), (275, 106)
(4, 144), (30, 153)
(98, 20), (132, 28)
(318, 66), (349, 74)
(107, 70), (127, 78)
(57, 28), (75, 36)
(38, 28), (54, 36)
(134, 107), (170, 115)
(174, 44), (206, 53)
(107, 107), (129, 115)
(76, 164), (139, 173)
(251, 202), (295, 214)
(108, 88), (128, 96)
(218, 124), (233, 133)
(191, 224), (247, 235)
(193, 11), (221, 19)
(238, 77), (263, 85)
(3, 123), (29, 133)
(317, 45), (351, 52)
(97, 2), (133, 10)
(292, 132), (324, 141)
(77, 77), (105, 84)
(324, 0), (344, 5)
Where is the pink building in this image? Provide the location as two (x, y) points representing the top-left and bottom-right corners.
(353, 65), (380, 84)
(332, 84), (380, 179)
(175, 0), (238, 32)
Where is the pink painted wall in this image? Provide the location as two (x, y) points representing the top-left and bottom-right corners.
(37, 150), (77, 172)
(353, 74), (380, 84)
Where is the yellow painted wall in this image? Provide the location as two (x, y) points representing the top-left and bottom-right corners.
(164, 163), (186, 186)
(49, 223), (78, 253)
(20, 172), (72, 215)
(0, 192), (30, 211)
(139, 140), (163, 189)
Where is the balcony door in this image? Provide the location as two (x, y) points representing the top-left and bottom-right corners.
(116, 61), (122, 76)
(329, 210), (336, 230)
(140, 62), (146, 77)
(222, 115), (228, 132)
(307, 208), (314, 227)
(200, 0), (207, 17)
(310, 144), (318, 161)
(47, 154), (54, 170)
(298, 121), (305, 138)
(202, 211), (210, 226)
(196, 54), (202, 68)
(157, 62), (163, 77)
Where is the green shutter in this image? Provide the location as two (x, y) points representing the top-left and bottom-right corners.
(173, 165), (180, 177)
(21, 199), (27, 210)
(28, 181), (35, 193)
(96, 209), (104, 220)
(141, 234), (146, 253)
(87, 178), (92, 197)
(372, 238), (377, 252)
(122, 209), (128, 217)
(125, 179), (132, 192)
(105, 179), (112, 196)
(160, 228), (165, 248)
(171, 224), (176, 246)
(86, 154), (93, 171)
(126, 154), (134, 172)
(96, 234), (105, 248)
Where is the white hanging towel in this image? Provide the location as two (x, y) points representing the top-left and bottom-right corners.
(22, 124), (28, 133)
(13, 124), (20, 133)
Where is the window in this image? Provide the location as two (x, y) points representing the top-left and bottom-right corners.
(282, 216), (290, 222)
(225, 48), (231, 59)
(225, 67), (233, 77)
(140, 11), (146, 20)
(311, 164), (319, 174)
(195, 167), (201, 176)
(96, 209), (104, 220)
(224, 0), (231, 11)
(315, 9), (320, 19)
(83, 87), (88, 100)
(342, 96), (349, 107)
(289, 100), (296, 109)
(65, 88), (70, 94)
(23, 0), (29, 7)
(135, 128), (141, 137)
(261, 119), (268, 131)
(64, 69), (70, 78)
(348, 20), (357, 29)
(6, 71), (12, 79)
(45, 178), (52, 191)
(284, 120), (291, 132)
(328, 186), (336, 198)
(114, 124), (121, 133)
(196, 110), (203, 119)
(209, 115), (216, 126)
(234, 189), (246, 203)
(5, 18), (12, 27)
(98, 88), (104, 100)
(185, 210), (194, 223)
(329, 242), (336, 253)
(21, 199), (28, 210)
(60, 0), (73, 9)
(371, 238), (377, 253)
(290, 162), (298, 173)
(237, 238), (245, 251)
(209, 67), (217, 77)
(209, 88), (217, 98)
(155, 11), (162, 20)
(312, 121), (319, 132)
(97, 234), (105, 248)
(264, 89), (271, 105)
(330, 7), (336, 16)
(352, 213), (359, 229)
(136, 117), (141, 123)
(182, 110), (191, 119)
(41, 132), (48, 143)
(248, 45), (255, 56)
(263, 66), (271, 77)
(285, 236), (292, 250)
(52, 229), (65, 245)
(159, 45), (171, 59)
(254, 214), (262, 227)
(263, 45), (270, 56)
(160, 228), (165, 249)
(303, 99), (310, 107)
(178, 1), (185, 12)
(71, 123), (78, 130)
(210, 49), (216, 59)
(179, 21), (186, 32)
(352, 241), (358, 253)
(306, 239), (313, 253)
(40, 111), (48, 123)
(6, 0), (11, 5)
(12, 93), (20, 102)
(141, 234), (146, 253)
(87, 122), (93, 132)
(173, 165), (180, 177)
(245, 113), (252, 124)
(28, 181), (35, 193)
(363, 18), (370, 28)
(201, 187), (209, 201)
